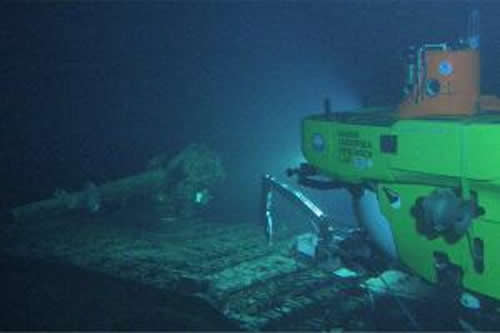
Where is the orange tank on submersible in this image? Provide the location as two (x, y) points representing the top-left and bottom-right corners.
(398, 10), (500, 118)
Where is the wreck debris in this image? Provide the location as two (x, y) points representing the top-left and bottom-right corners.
(361, 269), (434, 300)
(148, 143), (225, 218)
(4, 206), (498, 330)
(11, 143), (225, 222)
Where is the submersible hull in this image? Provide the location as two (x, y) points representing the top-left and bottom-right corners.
(302, 110), (500, 301)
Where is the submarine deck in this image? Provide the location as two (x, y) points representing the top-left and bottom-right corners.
(0, 205), (476, 331)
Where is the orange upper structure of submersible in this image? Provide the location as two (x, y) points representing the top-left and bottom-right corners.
(397, 10), (500, 118)
(398, 48), (481, 118)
